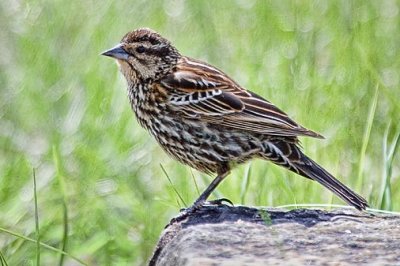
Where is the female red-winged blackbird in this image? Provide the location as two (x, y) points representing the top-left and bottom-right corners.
(102, 28), (368, 211)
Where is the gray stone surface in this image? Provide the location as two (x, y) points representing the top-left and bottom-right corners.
(150, 205), (400, 266)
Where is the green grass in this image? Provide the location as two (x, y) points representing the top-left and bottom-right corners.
(1, 0), (400, 264)
(33, 168), (40, 265)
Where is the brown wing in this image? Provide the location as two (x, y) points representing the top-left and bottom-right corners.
(160, 57), (323, 139)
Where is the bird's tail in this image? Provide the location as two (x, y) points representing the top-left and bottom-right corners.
(262, 141), (369, 210)
(294, 156), (368, 210)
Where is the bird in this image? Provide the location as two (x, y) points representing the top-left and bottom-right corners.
(101, 28), (368, 212)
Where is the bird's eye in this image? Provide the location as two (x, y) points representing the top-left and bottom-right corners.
(136, 46), (146, 53)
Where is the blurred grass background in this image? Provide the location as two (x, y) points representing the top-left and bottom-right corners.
(1, 0), (400, 264)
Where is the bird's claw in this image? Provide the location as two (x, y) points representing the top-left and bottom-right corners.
(207, 198), (234, 206)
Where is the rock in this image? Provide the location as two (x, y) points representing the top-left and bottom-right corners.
(149, 204), (400, 266)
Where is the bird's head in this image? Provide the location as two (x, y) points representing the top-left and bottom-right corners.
(102, 28), (180, 84)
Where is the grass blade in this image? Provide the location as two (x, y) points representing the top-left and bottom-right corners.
(52, 146), (69, 266)
(379, 124), (400, 210)
(0, 249), (9, 266)
(189, 168), (200, 197)
(240, 163), (252, 205)
(356, 85), (379, 189)
(0, 227), (87, 265)
(33, 169), (40, 266)
(160, 164), (187, 207)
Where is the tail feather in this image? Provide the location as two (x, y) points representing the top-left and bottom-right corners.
(263, 140), (369, 210)
(294, 156), (369, 210)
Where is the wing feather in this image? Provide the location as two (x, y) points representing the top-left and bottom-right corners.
(161, 57), (323, 138)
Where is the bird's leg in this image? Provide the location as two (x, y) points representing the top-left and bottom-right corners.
(191, 170), (230, 209)
(168, 170), (230, 227)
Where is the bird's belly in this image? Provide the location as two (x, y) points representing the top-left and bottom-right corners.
(147, 117), (262, 173)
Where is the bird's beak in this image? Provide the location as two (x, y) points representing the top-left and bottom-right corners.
(101, 44), (129, 60)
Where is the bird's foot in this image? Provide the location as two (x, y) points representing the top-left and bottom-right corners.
(167, 198), (234, 228)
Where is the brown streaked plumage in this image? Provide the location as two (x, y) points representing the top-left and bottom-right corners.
(102, 28), (368, 211)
